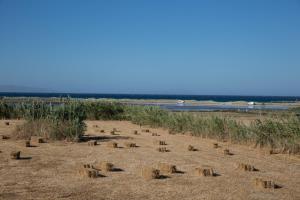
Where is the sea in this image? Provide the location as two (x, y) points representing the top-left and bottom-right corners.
(1, 92), (299, 112)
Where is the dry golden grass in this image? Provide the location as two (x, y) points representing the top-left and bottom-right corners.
(0, 120), (298, 200)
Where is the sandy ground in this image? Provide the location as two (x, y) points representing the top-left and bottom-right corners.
(0, 120), (299, 200)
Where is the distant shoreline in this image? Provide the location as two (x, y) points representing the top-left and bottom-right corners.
(0, 92), (300, 103)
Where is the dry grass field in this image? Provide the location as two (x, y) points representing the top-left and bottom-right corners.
(0, 120), (299, 200)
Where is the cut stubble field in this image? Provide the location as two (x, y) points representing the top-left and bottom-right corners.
(0, 120), (299, 200)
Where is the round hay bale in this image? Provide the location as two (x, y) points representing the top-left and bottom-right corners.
(125, 142), (136, 148)
(100, 130), (105, 133)
(5, 122), (9, 126)
(213, 143), (219, 148)
(224, 149), (230, 155)
(25, 140), (31, 147)
(254, 178), (276, 189)
(142, 129), (150, 133)
(237, 163), (256, 171)
(10, 151), (21, 160)
(141, 167), (160, 180)
(195, 168), (215, 177)
(158, 163), (177, 174)
(151, 133), (159, 136)
(110, 131), (116, 135)
(107, 142), (118, 148)
(88, 140), (97, 146)
(188, 145), (195, 151)
(95, 162), (114, 172)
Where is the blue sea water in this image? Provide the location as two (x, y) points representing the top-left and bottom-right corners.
(0, 92), (298, 111)
(0, 92), (299, 102)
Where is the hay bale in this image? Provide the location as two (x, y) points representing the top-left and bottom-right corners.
(224, 149), (230, 155)
(10, 151), (21, 159)
(158, 163), (177, 174)
(269, 149), (281, 155)
(83, 164), (93, 169)
(88, 140), (97, 146)
(100, 130), (105, 133)
(94, 161), (114, 172)
(254, 178), (276, 189)
(125, 142), (137, 148)
(195, 168), (215, 177)
(31, 136), (44, 144)
(151, 133), (159, 136)
(133, 130), (138, 135)
(1, 135), (10, 140)
(25, 140), (31, 147)
(188, 145), (195, 151)
(5, 122), (9, 126)
(141, 167), (160, 180)
(142, 129), (150, 133)
(157, 147), (168, 152)
(107, 142), (118, 148)
(154, 140), (166, 145)
(213, 143), (219, 148)
(78, 168), (99, 178)
(237, 163), (256, 171)
(93, 125), (98, 128)
(110, 131), (116, 135)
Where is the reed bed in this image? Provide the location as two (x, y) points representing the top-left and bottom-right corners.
(1, 99), (299, 153)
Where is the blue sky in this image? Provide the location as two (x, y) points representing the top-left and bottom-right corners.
(0, 0), (299, 95)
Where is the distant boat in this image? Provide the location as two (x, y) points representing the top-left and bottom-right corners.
(177, 100), (185, 105)
(248, 102), (255, 105)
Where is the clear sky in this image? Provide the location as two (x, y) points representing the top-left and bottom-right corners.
(0, 0), (299, 95)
